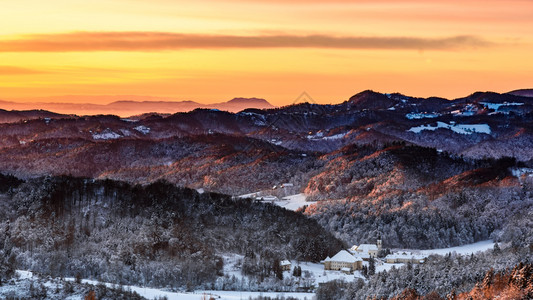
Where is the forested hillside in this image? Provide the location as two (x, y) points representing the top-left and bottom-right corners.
(316, 245), (533, 299)
(0, 174), (343, 289)
(302, 145), (533, 249)
(2, 138), (532, 250)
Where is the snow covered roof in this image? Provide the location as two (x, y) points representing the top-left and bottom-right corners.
(329, 250), (362, 263)
(280, 260), (291, 266)
(356, 244), (378, 252)
(351, 251), (370, 259)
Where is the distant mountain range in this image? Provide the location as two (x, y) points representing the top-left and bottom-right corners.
(0, 96), (274, 117)
(0, 88), (532, 251)
(1, 88), (533, 183)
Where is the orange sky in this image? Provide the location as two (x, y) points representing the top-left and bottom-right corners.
(0, 0), (532, 106)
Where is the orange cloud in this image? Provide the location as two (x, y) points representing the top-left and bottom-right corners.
(0, 32), (492, 52)
(0, 65), (44, 75)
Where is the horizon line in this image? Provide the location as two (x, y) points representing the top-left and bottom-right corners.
(2, 88), (531, 107)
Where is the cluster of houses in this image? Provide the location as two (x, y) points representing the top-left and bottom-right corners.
(322, 239), (427, 274)
(322, 239), (382, 273)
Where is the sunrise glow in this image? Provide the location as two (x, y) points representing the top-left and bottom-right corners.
(1, 0), (532, 106)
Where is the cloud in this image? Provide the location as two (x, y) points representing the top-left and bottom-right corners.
(0, 65), (45, 75)
(0, 32), (492, 52)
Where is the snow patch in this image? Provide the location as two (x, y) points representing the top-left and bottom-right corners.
(511, 168), (533, 178)
(307, 132), (346, 140)
(277, 193), (317, 211)
(237, 193), (315, 212)
(408, 122), (491, 135)
(481, 102), (524, 111)
(451, 110), (475, 117)
(270, 139), (282, 145)
(323, 133), (346, 140)
(133, 125), (150, 134)
(92, 129), (122, 140)
(405, 112), (440, 120)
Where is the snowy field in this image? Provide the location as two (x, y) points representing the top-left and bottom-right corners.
(409, 122), (491, 135)
(277, 194), (317, 211)
(418, 240), (494, 256)
(14, 271), (314, 300)
(405, 112), (440, 120)
(237, 193), (316, 212)
(371, 240), (495, 273)
(480, 102), (524, 111)
(388, 240), (494, 257)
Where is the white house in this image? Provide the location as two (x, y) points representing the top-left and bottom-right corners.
(323, 250), (363, 272)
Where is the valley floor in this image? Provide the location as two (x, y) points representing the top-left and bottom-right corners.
(0, 240), (496, 300)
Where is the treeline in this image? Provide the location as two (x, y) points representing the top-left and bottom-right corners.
(0, 175), (343, 289)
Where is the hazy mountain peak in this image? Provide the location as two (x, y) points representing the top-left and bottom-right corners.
(0, 96), (275, 116)
(226, 97), (271, 105)
(108, 100), (200, 105)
